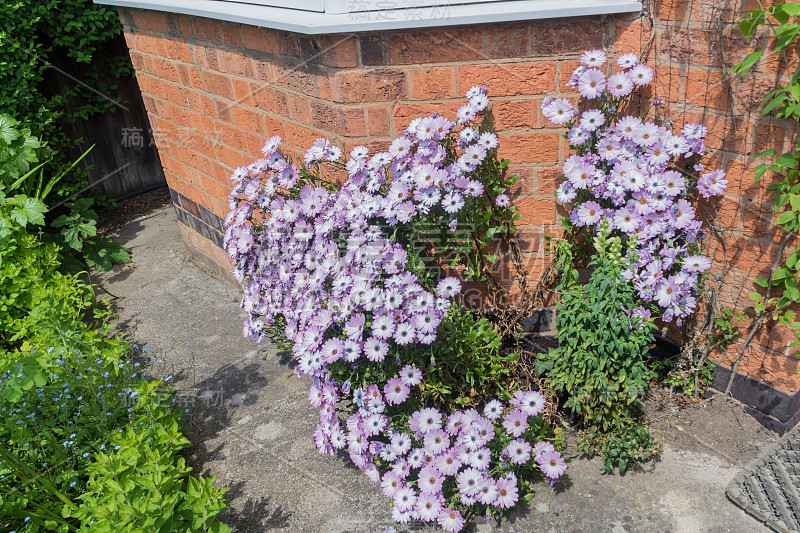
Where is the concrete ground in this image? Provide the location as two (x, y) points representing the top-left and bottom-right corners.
(95, 205), (774, 533)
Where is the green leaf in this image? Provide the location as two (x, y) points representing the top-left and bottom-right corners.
(0, 115), (20, 145)
(749, 292), (764, 303)
(776, 210), (796, 225)
(737, 50), (764, 75)
(7, 195), (46, 227)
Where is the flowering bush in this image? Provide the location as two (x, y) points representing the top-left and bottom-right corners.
(225, 88), (564, 529)
(542, 49), (727, 325)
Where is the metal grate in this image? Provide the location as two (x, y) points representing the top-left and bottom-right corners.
(726, 423), (800, 533)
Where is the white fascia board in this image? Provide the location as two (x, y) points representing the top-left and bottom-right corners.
(95, 0), (642, 35)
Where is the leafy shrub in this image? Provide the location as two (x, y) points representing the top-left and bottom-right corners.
(537, 224), (660, 471)
(74, 398), (230, 533)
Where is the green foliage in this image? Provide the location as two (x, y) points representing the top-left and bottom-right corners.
(74, 405), (231, 533)
(536, 222), (660, 471)
(0, 0), (131, 191)
(733, 3), (800, 351)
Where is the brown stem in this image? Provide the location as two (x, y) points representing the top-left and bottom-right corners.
(724, 231), (794, 396)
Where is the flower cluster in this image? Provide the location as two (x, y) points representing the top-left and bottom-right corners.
(225, 88), (563, 529)
(542, 50), (726, 323)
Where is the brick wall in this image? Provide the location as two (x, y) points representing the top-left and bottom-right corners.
(117, 0), (800, 428)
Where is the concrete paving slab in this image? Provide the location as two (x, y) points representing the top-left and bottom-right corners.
(95, 206), (774, 533)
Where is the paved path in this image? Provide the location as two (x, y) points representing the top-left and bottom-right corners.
(96, 205), (773, 533)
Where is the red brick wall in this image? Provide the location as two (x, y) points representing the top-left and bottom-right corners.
(117, 1), (799, 396)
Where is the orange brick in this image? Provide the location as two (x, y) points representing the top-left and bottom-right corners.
(388, 27), (483, 64)
(152, 57), (181, 83)
(536, 166), (561, 197)
(408, 68), (457, 100)
(217, 123), (248, 152)
(516, 198), (557, 225)
(485, 23), (531, 58)
(231, 107), (267, 135)
(653, 0), (688, 20)
(216, 144), (244, 169)
(283, 121), (321, 152)
(497, 133), (560, 163)
(163, 37), (192, 63)
(367, 106), (391, 137)
(232, 79), (253, 106)
(203, 72), (234, 99)
(754, 120), (786, 156)
(319, 69), (406, 103)
(288, 93), (311, 123)
(393, 102), (463, 133)
(459, 62), (556, 97)
(310, 102), (366, 137)
(491, 99), (538, 130)
(533, 19), (605, 56)
(615, 18), (654, 60)
(193, 18), (223, 43)
(164, 13), (193, 38)
(217, 49), (254, 77)
(692, 0), (739, 23)
(135, 33), (166, 56)
(250, 84), (289, 116)
(302, 35), (358, 68)
(685, 68), (731, 110)
(132, 10), (166, 33)
(264, 115), (286, 138)
(507, 166), (536, 197)
(242, 25), (279, 54)
(272, 60), (318, 96)
(221, 23), (241, 48)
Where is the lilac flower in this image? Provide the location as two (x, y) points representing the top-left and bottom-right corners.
(538, 450), (567, 479)
(400, 365), (422, 386)
(568, 127), (590, 144)
(578, 69), (606, 99)
(502, 409), (528, 437)
(418, 466), (444, 494)
(579, 109), (605, 132)
(495, 477), (519, 508)
(483, 399), (504, 419)
(416, 492), (442, 522)
(532, 440), (555, 460)
(442, 192), (465, 214)
(384, 378), (410, 405)
(608, 72), (634, 97)
(683, 255), (711, 272)
(617, 116), (642, 139)
(417, 407), (443, 434)
(542, 98), (576, 125)
(630, 64), (653, 86)
(505, 439), (532, 465)
(513, 390), (546, 416)
(495, 194), (510, 208)
(581, 49), (607, 67)
(393, 486), (417, 513)
(697, 170), (727, 197)
(457, 467), (483, 496)
(682, 123), (707, 139)
(438, 509), (465, 533)
(576, 201), (603, 225)
(617, 52), (639, 69)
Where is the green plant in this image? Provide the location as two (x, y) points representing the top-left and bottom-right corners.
(728, 2), (800, 387)
(73, 402), (231, 533)
(536, 222), (660, 471)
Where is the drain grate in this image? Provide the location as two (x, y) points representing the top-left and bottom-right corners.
(726, 423), (800, 533)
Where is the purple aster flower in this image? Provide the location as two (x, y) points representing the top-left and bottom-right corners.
(418, 466), (444, 494)
(581, 49), (607, 67)
(631, 122), (659, 146)
(697, 170), (727, 197)
(608, 72), (634, 97)
(630, 64), (653, 86)
(539, 450), (567, 479)
(381, 472), (403, 498)
(505, 438), (532, 465)
(579, 109), (605, 132)
(655, 277), (680, 308)
(502, 409), (528, 437)
(568, 127), (590, 144)
(556, 183), (577, 203)
(495, 194), (510, 208)
(617, 52), (639, 69)
(457, 468), (483, 496)
(671, 198), (695, 229)
(384, 377), (410, 405)
(469, 447), (492, 470)
(364, 337), (388, 362)
(578, 69), (606, 99)
(393, 486), (417, 513)
(436, 277), (462, 298)
(617, 116), (642, 139)
(576, 201), (603, 225)
(393, 322), (416, 345)
(435, 449), (462, 475)
(483, 399), (504, 419)
(416, 492), (442, 522)
(478, 131), (499, 149)
(400, 364), (422, 386)
(442, 192), (465, 214)
(417, 407), (443, 434)
(613, 207), (639, 233)
(542, 98), (576, 125)
(438, 508), (465, 533)
(513, 390), (546, 416)
(495, 477), (519, 509)
(683, 255), (712, 272)
(532, 440), (556, 460)
(682, 123), (707, 139)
